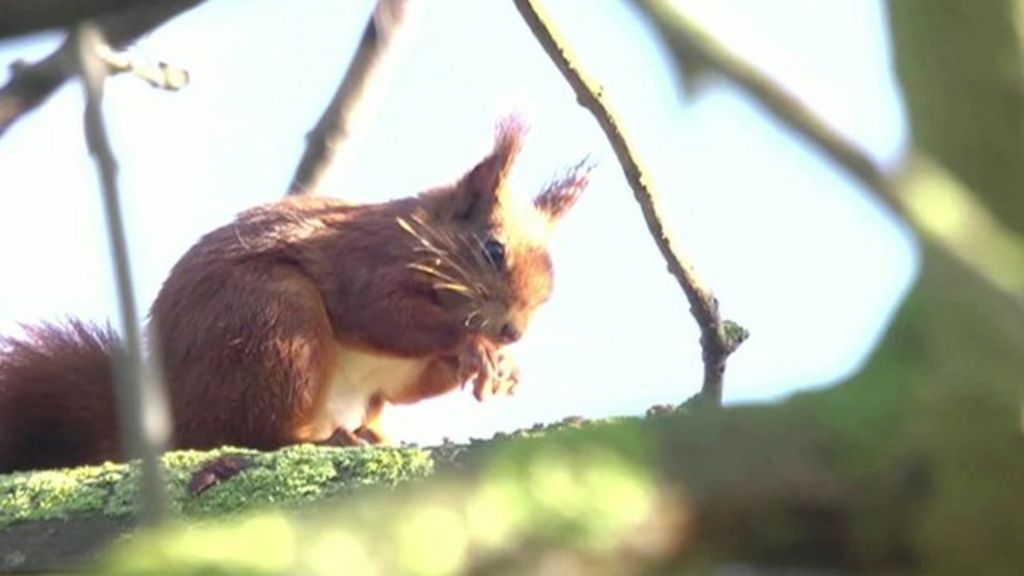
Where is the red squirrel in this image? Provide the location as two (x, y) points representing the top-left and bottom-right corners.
(0, 118), (589, 474)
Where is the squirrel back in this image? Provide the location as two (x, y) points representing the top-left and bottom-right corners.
(0, 118), (590, 472)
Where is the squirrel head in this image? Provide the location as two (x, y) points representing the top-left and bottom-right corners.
(400, 117), (590, 345)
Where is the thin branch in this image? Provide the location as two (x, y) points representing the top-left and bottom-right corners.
(0, 0), (202, 138)
(288, 0), (409, 196)
(513, 0), (747, 405)
(74, 23), (171, 526)
(633, 0), (1024, 305)
(633, 0), (905, 220)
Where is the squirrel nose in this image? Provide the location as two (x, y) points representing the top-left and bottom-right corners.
(499, 322), (522, 343)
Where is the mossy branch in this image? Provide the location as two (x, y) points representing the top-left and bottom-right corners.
(0, 446), (433, 572)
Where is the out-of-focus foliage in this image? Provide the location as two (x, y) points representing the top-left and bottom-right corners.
(889, 0), (1024, 236)
(101, 425), (670, 575)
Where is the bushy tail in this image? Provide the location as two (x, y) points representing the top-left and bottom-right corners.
(0, 320), (121, 473)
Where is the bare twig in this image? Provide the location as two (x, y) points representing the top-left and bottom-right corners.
(0, 0), (202, 138)
(97, 44), (189, 90)
(74, 23), (171, 526)
(288, 0), (409, 196)
(513, 0), (747, 405)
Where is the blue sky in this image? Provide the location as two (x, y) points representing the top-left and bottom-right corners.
(0, 0), (916, 444)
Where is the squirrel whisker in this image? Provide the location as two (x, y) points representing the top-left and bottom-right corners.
(396, 216), (441, 252)
(428, 227), (491, 298)
(432, 282), (475, 297)
(399, 216), (489, 299)
(406, 263), (465, 286)
(424, 248), (481, 296)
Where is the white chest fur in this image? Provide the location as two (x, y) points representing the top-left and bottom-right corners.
(309, 344), (431, 439)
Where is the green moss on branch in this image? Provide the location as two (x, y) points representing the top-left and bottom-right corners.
(0, 444), (433, 529)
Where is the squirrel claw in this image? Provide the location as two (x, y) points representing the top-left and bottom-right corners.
(472, 369), (494, 402)
(464, 340), (519, 402)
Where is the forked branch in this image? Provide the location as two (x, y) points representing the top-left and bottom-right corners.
(513, 0), (748, 405)
(0, 0), (201, 138)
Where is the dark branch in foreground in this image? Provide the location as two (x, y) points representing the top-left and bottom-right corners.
(0, 0), (160, 40)
(513, 0), (747, 405)
(0, 0), (202, 138)
(74, 23), (170, 527)
(288, 0), (410, 196)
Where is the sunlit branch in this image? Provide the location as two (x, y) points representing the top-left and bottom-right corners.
(513, 0), (748, 405)
(288, 0), (411, 196)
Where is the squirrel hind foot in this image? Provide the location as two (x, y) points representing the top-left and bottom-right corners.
(354, 425), (387, 445)
(317, 425), (387, 447)
(188, 454), (254, 496)
(319, 427), (369, 447)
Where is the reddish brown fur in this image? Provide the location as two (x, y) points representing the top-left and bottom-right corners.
(0, 321), (120, 473)
(0, 119), (590, 472)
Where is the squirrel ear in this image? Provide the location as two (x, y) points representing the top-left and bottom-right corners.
(535, 157), (593, 223)
(455, 117), (528, 221)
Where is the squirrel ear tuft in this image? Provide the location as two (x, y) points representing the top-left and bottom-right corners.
(466, 117), (527, 197)
(535, 157), (593, 222)
(456, 116), (529, 220)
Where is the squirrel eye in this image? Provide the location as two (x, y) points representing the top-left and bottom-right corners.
(483, 238), (506, 269)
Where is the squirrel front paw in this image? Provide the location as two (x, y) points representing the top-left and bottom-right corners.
(458, 339), (520, 401)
